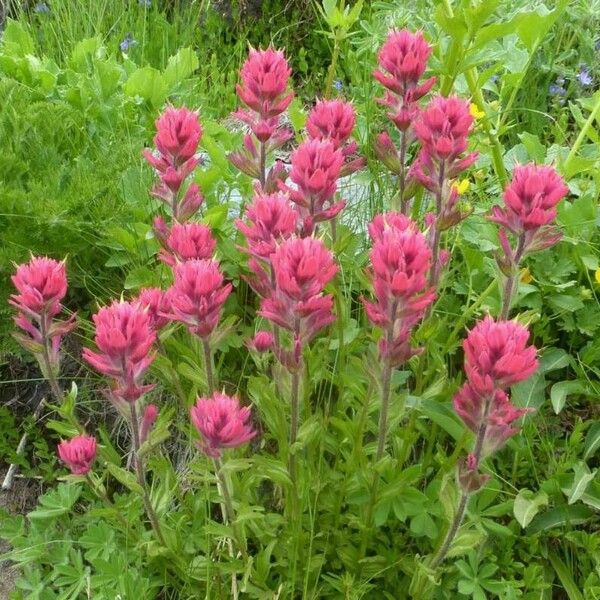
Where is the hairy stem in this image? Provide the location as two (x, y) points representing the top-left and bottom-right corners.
(500, 233), (526, 320)
(130, 402), (166, 547)
(259, 140), (266, 189)
(202, 338), (215, 395)
(398, 130), (408, 213)
(289, 367), (301, 489)
(39, 314), (62, 403)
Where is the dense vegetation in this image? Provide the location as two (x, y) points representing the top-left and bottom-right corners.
(1, 1), (600, 598)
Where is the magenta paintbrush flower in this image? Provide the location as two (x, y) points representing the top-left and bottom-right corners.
(259, 237), (337, 348)
(159, 222), (216, 266)
(165, 259), (232, 338)
(58, 435), (97, 475)
(10, 256), (76, 382)
(190, 392), (256, 458)
(306, 99), (365, 176)
(373, 29), (436, 131)
(236, 48), (293, 119)
(281, 139), (345, 235)
(363, 213), (435, 366)
(145, 106), (202, 168)
(83, 300), (156, 402)
(490, 163), (568, 258)
(236, 192), (298, 259)
(135, 287), (172, 330)
(139, 404), (159, 444)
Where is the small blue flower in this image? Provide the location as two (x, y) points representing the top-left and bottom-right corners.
(548, 83), (565, 96)
(34, 2), (50, 13)
(577, 65), (593, 87)
(119, 33), (137, 53)
(139, 0), (151, 6)
(333, 79), (343, 92)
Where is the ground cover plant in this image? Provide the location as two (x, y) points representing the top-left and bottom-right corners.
(1, 1), (600, 599)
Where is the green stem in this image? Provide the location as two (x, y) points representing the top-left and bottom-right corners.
(39, 314), (62, 403)
(563, 91), (600, 175)
(213, 456), (247, 558)
(289, 367), (301, 490)
(129, 402), (166, 547)
(324, 35), (341, 98)
(259, 140), (266, 189)
(202, 338), (215, 395)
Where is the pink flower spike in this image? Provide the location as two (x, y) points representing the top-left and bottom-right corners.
(82, 300), (156, 402)
(306, 99), (356, 148)
(413, 95), (474, 163)
(374, 29), (433, 97)
(135, 288), (172, 330)
(489, 163), (568, 235)
(463, 316), (538, 393)
(236, 48), (293, 118)
(236, 192), (298, 259)
(160, 222), (216, 266)
(58, 435), (97, 475)
(140, 404), (159, 444)
(10, 257), (68, 319)
(152, 106), (202, 166)
(165, 259), (232, 339)
(248, 330), (274, 352)
(190, 392), (256, 458)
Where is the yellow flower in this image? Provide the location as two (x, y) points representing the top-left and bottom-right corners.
(452, 179), (470, 195)
(595, 268), (600, 284)
(469, 103), (485, 120)
(520, 268), (533, 284)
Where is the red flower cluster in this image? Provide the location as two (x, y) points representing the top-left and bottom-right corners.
(453, 316), (538, 459)
(411, 95), (477, 193)
(83, 300), (156, 403)
(135, 287), (172, 331)
(373, 29), (436, 132)
(190, 392), (256, 458)
(236, 192), (298, 260)
(10, 257), (76, 378)
(363, 213), (435, 366)
(490, 164), (568, 265)
(58, 435), (97, 475)
(159, 222), (216, 266)
(165, 259), (232, 339)
(281, 139), (345, 235)
(259, 237), (337, 367)
(143, 107), (204, 222)
(230, 48), (293, 187)
(306, 99), (365, 176)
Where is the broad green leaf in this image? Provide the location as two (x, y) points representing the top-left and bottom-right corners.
(513, 489), (548, 528)
(584, 422), (600, 461)
(28, 484), (82, 520)
(163, 47), (199, 89)
(528, 504), (593, 533)
(106, 463), (144, 494)
(2, 20), (35, 57)
(566, 462), (596, 505)
(124, 66), (167, 107)
(550, 380), (586, 414)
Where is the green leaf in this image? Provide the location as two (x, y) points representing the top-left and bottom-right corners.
(106, 463), (144, 495)
(163, 47), (199, 89)
(550, 380), (586, 414)
(513, 489), (548, 528)
(2, 20), (35, 57)
(566, 462), (596, 505)
(28, 483), (82, 520)
(548, 551), (584, 600)
(417, 399), (464, 440)
(527, 504), (593, 533)
(124, 66), (167, 107)
(584, 422), (600, 461)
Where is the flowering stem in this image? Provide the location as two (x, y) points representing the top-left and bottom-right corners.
(500, 234), (525, 320)
(129, 402), (166, 547)
(429, 162), (446, 287)
(431, 395), (491, 568)
(376, 360), (393, 461)
(39, 314), (62, 403)
(288, 367), (301, 489)
(398, 130), (408, 213)
(202, 338), (215, 395)
(258, 140), (266, 189)
(213, 456), (247, 557)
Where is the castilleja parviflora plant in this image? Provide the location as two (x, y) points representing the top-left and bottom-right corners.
(8, 28), (573, 598)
